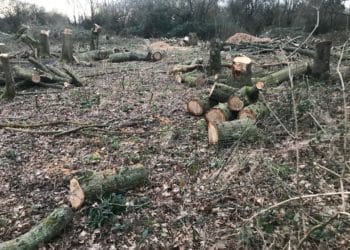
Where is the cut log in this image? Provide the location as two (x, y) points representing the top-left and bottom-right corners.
(208, 119), (258, 145)
(184, 58), (203, 65)
(150, 51), (163, 61)
(0, 54), (15, 99)
(205, 103), (233, 124)
(61, 29), (74, 63)
(62, 65), (84, 86)
(311, 41), (331, 79)
(175, 72), (207, 87)
(209, 83), (237, 102)
(214, 73), (234, 86)
(39, 30), (50, 57)
(208, 38), (222, 75)
(227, 96), (244, 111)
(238, 102), (268, 123)
(232, 56), (252, 88)
(13, 66), (41, 83)
(170, 64), (203, 74)
(69, 165), (147, 207)
(77, 49), (116, 61)
(187, 97), (216, 116)
(0, 206), (73, 250)
(254, 62), (309, 86)
(108, 51), (152, 63)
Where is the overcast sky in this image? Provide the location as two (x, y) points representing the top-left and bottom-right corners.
(17, 0), (350, 20)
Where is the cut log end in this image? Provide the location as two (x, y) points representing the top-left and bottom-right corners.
(32, 74), (41, 83)
(40, 30), (50, 36)
(227, 96), (244, 111)
(255, 81), (265, 90)
(151, 51), (163, 61)
(0, 53), (9, 59)
(187, 100), (204, 116)
(205, 109), (226, 124)
(69, 178), (85, 209)
(63, 28), (73, 35)
(208, 122), (219, 145)
(238, 108), (257, 123)
(233, 56), (252, 65)
(175, 74), (182, 84)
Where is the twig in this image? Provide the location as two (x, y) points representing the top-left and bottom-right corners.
(315, 163), (350, 183)
(245, 192), (350, 222)
(298, 213), (340, 248)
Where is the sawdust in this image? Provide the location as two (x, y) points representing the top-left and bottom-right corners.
(226, 32), (272, 44)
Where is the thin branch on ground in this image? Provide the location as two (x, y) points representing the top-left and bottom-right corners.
(336, 39), (349, 212)
(245, 192), (350, 222)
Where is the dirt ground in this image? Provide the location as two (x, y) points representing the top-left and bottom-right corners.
(0, 34), (350, 249)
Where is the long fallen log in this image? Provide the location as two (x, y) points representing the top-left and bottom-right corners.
(253, 62), (310, 86)
(170, 64), (203, 74)
(208, 119), (258, 145)
(77, 49), (116, 61)
(205, 103), (233, 124)
(187, 97), (217, 116)
(0, 206), (73, 250)
(108, 51), (161, 63)
(175, 71), (207, 87)
(69, 165), (148, 209)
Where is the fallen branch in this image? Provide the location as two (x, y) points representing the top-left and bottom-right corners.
(0, 206), (73, 250)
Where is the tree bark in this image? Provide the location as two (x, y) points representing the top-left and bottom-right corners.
(77, 49), (116, 61)
(208, 38), (222, 75)
(238, 102), (268, 123)
(188, 32), (198, 46)
(61, 29), (74, 63)
(209, 83), (237, 102)
(311, 41), (331, 79)
(69, 165), (147, 208)
(39, 30), (50, 57)
(187, 96), (216, 116)
(175, 72), (207, 87)
(208, 119), (258, 145)
(0, 54), (15, 99)
(90, 23), (102, 51)
(253, 62), (309, 86)
(205, 103), (233, 124)
(170, 64), (203, 74)
(0, 206), (73, 250)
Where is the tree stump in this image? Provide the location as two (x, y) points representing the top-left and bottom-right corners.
(39, 30), (50, 57)
(311, 41), (331, 79)
(188, 32), (198, 46)
(232, 56), (252, 88)
(208, 38), (222, 75)
(90, 23), (102, 51)
(0, 54), (15, 100)
(61, 29), (74, 63)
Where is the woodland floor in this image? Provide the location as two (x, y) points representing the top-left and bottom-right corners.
(0, 33), (350, 249)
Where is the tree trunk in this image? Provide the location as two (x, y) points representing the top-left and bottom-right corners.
(77, 49), (116, 61)
(311, 41), (331, 79)
(238, 102), (268, 123)
(39, 30), (50, 57)
(188, 32), (198, 46)
(61, 29), (74, 63)
(90, 23), (102, 51)
(208, 38), (222, 75)
(69, 165), (147, 208)
(253, 62), (309, 86)
(205, 102), (233, 124)
(108, 51), (152, 63)
(0, 54), (15, 99)
(187, 96), (216, 116)
(209, 83), (237, 102)
(232, 56), (252, 88)
(208, 119), (258, 145)
(0, 206), (73, 250)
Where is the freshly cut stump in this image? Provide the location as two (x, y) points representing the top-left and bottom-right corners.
(61, 28), (74, 63)
(208, 119), (257, 145)
(238, 102), (268, 123)
(187, 97), (216, 116)
(232, 56), (252, 88)
(205, 103), (232, 124)
(39, 30), (50, 57)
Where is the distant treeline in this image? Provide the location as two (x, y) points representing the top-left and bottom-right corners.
(0, 0), (348, 39)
